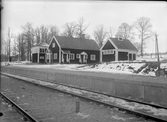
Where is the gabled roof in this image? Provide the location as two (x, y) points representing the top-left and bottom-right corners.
(52, 36), (100, 51)
(32, 42), (49, 48)
(109, 38), (138, 52)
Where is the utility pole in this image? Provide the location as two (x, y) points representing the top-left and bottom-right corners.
(155, 33), (161, 76)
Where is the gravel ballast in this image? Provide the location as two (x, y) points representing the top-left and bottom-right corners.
(1, 75), (153, 122)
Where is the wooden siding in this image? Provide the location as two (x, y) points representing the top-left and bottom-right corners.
(49, 38), (59, 63)
(102, 52), (115, 62)
(133, 54), (136, 60)
(62, 48), (100, 64)
(102, 40), (115, 50)
(118, 52), (128, 61)
(39, 53), (45, 63)
(32, 53), (38, 63)
(129, 53), (132, 61)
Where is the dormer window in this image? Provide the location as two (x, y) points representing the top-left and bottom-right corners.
(118, 37), (123, 41)
(52, 43), (55, 48)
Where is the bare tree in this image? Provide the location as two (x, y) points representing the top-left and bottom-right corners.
(115, 23), (134, 40)
(47, 25), (59, 43)
(108, 26), (116, 38)
(34, 27), (41, 44)
(1, 38), (8, 61)
(14, 33), (26, 61)
(62, 22), (77, 38)
(22, 22), (34, 61)
(76, 17), (89, 38)
(4, 27), (13, 61)
(93, 25), (108, 47)
(134, 17), (153, 57)
(11, 37), (18, 59)
(18, 34), (26, 61)
(40, 25), (49, 43)
(85, 34), (91, 39)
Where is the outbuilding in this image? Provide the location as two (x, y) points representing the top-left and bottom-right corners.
(100, 37), (138, 62)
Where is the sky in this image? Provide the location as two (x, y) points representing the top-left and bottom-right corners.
(2, 0), (167, 53)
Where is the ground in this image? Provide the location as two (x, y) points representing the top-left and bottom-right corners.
(1, 59), (167, 77)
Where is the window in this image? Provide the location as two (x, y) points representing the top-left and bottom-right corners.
(54, 53), (57, 59)
(70, 53), (75, 60)
(40, 56), (44, 59)
(103, 49), (114, 55)
(76, 54), (80, 59)
(47, 54), (49, 59)
(52, 43), (55, 48)
(40, 48), (45, 53)
(90, 55), (96, 60)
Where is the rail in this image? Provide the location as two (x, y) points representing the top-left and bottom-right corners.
(0, 92), (39, 122)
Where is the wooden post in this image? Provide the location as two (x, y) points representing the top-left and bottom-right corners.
(155, 33), (161, 76)
(76, 100), (80, 113)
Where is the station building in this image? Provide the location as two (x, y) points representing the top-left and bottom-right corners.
(31, 36), (138, 64)
(31, 35), (100, 64)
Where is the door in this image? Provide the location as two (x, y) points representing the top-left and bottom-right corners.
(63, 54), (67, 63)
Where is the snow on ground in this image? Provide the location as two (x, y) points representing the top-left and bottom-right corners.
(1, 59), (167, 77)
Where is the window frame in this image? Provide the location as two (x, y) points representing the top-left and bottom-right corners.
(54, 53), (57, 59)
(47, 53), (49, 59)
(76, 54), (80, 59)
(90, 54), (96, 61)
(70, 53), (75, 60)
(52, 43), (55, 48)
(103, 49), (114, 55)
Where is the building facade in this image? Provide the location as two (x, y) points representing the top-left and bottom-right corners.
(31, 42), (49, 63)
(31, 36), (100, 64)
(48, 36), (100, 64)
(100, 37), (138, 62)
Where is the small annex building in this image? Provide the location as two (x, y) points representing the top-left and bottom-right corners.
(47, 36), (100, 64)
(100, 37), (138, 62)
(31, 42), (49, 63)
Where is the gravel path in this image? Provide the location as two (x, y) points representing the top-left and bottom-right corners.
(1, 75), (153, 122)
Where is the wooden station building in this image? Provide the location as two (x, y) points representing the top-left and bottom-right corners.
(31, 35), (100, 64)
(31, 36), (138, 64)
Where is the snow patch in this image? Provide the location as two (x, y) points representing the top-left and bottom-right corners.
(77, 112), (89, 118)
(112, 115), (126, 121)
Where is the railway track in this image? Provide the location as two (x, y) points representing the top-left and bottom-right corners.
(0, 92), (39, 122)
(1, 72), (167, 122)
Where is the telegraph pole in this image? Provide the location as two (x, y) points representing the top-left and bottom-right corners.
(155, 33), (161, 76)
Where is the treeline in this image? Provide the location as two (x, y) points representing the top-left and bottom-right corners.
(1, 16), (155, 62)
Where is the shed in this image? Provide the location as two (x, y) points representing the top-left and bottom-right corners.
(100, 37), (138, 62)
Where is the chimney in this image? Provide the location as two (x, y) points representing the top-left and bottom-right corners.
(80, 34), (85, 39)
(118, 35), (123, 41)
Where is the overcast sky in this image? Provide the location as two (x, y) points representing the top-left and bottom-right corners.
(2, 0), (167, 53)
